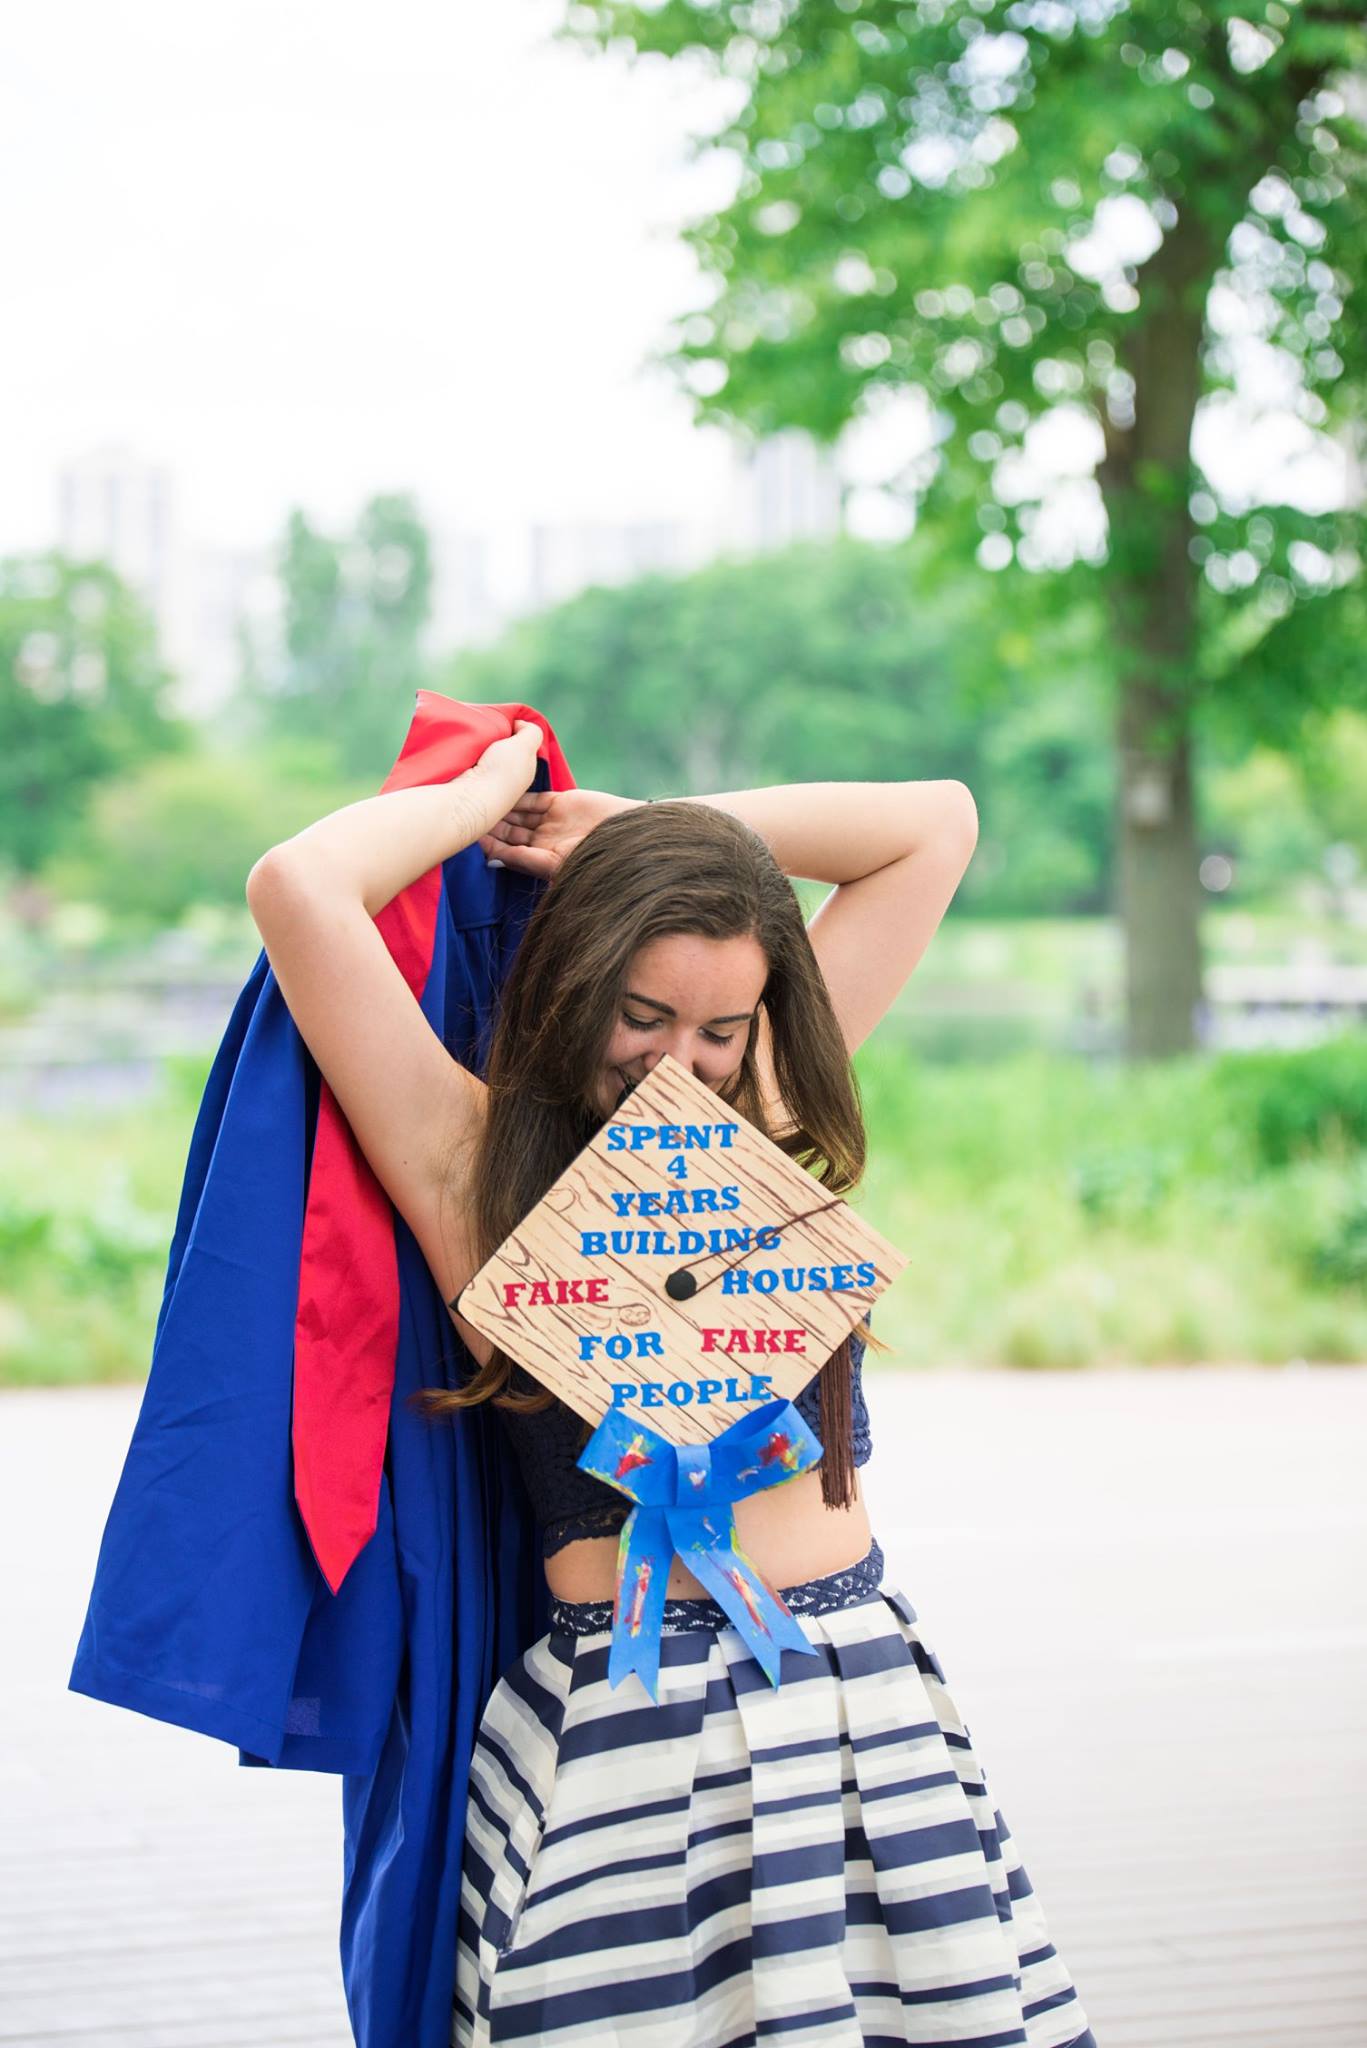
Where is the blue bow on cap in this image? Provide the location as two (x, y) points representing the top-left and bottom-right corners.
(576, 1397), (824, 1700)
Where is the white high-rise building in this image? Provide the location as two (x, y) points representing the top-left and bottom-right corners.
(725, 429), (844, 554)
(58, 447), (188, 666)
(526, 516), (696, 614)
(56, 449), (285, 719)
(50, 428), (848, 714)
(425, 527), (502, 654)
(451, 430), (845, 636)
(187, 544), (278, 721)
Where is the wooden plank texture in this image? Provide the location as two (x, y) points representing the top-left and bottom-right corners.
(458, 1050), (908, 1436)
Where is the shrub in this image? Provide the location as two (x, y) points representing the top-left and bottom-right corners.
(1208, 1034), (1367, 1169)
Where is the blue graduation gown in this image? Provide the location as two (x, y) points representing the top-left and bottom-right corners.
(68, 702), (555, 2048)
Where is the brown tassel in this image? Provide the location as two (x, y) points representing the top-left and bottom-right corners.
(816, 1334), (856, 1511)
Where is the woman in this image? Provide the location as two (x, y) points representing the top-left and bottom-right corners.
(246, 716), (1097, 2048)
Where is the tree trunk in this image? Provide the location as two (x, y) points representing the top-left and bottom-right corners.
(1099, 215), (1213, 1061)
(1094, 38), (1330, 1059)
(1110, 662), (1204, 1058)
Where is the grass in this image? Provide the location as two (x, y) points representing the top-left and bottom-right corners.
(2, 1032), (1364, 1387)
(848, 1036), (1367, 1372)
(0, 1097), (186, 1386)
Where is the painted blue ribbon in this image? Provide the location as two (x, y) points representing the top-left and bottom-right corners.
(575, 1397), (824, 1702)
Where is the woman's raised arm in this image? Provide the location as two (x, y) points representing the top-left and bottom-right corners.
(255, 719), (545, 917)
(482, 772), (978, 1065)
(674, 778), (979, 1057)
(243, 721), (544, 1343)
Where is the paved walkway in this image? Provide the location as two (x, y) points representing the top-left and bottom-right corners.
(4, 1366), (1364, 2046)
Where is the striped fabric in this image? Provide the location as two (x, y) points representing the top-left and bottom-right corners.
(454, 1551), (1097, 2048)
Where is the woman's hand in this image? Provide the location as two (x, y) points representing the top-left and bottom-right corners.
(479, 788), (637, 881)
(467, 718), (544, 810)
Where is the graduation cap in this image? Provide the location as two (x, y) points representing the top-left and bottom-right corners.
(459, 1050), (908, 1697)
(459, 1049), (906, 1437)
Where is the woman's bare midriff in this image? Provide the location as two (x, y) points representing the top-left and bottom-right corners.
(542, 1463), (873, 1603)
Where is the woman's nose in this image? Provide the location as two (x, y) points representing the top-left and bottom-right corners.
(640, 1037), (703, 1076)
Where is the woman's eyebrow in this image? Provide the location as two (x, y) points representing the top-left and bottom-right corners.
(624, 990), (757, 1025)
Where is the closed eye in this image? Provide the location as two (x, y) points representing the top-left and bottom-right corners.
(623, 1013), (735, 1048)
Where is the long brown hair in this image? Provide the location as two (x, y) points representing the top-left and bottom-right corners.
(409, 799), (887, 1508)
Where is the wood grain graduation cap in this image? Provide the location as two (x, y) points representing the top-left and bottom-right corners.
(457, 1050), (908, 1446)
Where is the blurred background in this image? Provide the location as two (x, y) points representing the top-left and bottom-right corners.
(2, 4), (1364, 2044)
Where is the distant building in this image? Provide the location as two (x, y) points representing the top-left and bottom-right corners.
(52, 428), (848, 712)
(56, 448), (284, 720)
(58, 445), (178, 614)
(186, 544), (278, 721)
(58, 446), (191, 683)
(425, 527), (502, 653)
(431, 430), (846, 643)
(725, 428), (844, 555)
(525, 516), (695, 613)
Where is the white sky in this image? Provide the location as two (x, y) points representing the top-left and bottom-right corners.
(1, 2), (1348, 564)
(2, 0), (750, 555)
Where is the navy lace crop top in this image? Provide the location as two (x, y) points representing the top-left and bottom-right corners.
(497, 1319), (874, 1557)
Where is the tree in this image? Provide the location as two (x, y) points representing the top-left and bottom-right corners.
(0, 553), (187, 878)
(559, 0), (1366, 1056)
(46, 740), (373, 926)
(244, 493), (434, 779)
(446, 531), (1118, 912)
(451, 534), (975, 791)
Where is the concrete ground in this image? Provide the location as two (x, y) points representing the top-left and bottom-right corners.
(3, 1365), (1364, 2047)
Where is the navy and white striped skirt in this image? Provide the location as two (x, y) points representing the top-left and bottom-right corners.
(454, 1542), (1097, 2047)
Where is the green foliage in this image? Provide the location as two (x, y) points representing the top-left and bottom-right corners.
(852, 1031), (1367, 1370)
(447, 531), (1118, 912)
(1200, 729), (1365, 902)
(42, 738), (373, 924)
(4, 1007), (1365, 1385)
(558, 0), (1366, 729)
(0, 1160), (174, 1387)
(1069, 1141), (1182, 1226)
(1207, 1030), (1367, 1167)
(0, 1186), (52, 1262)
(242, 492), (434, 779)
(157, 1049), (217, 1116)
(1304, 1160), (1367, 1290)
(0, 553), (188, 876)
(448, 535), (973, 789)
(967, 665), (1115, 911)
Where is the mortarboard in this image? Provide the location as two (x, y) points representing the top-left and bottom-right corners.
(459, 1050), (908, 1696)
